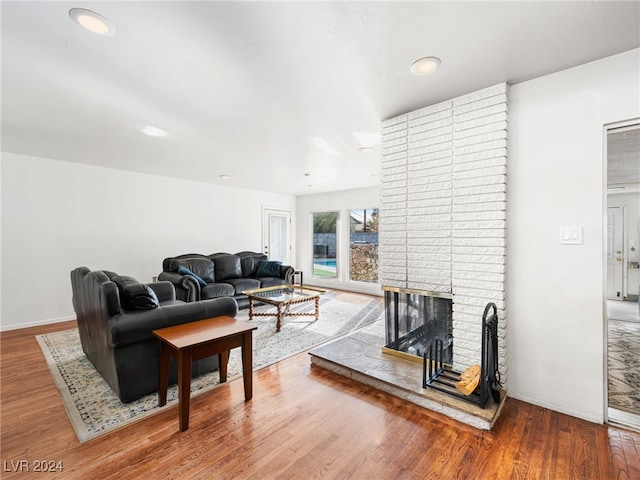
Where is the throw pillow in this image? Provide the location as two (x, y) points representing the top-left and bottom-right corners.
(112, 275), (159, 311)
(239, 254), (267, 277)
(177, 265), (207, 286)
(255, 260), (282, 278)
(171, 257), (215, 283)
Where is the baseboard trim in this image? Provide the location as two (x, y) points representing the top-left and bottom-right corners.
(1, 315), (75, 332)
(508, 391), (604, 425)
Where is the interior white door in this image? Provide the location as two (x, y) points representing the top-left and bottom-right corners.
(262, 208), (291, 264)
(607, 206), (624, 299)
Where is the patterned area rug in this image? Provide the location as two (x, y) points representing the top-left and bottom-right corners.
(608, 319), (640, 415)
(36, 292), (383, 443)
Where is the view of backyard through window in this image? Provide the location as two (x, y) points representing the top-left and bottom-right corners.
(349, 208), (379, 283)
(312, 211), (338, 279)
(312, 209), (378, 283)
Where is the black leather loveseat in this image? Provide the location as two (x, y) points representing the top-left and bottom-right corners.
(71, 267), (238, 403)
(159, 251), (294, 308)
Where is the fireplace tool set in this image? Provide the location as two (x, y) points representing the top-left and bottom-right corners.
(423, 302), (502, 408)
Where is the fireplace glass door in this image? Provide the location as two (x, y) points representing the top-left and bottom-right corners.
(384, 289), (453, 361)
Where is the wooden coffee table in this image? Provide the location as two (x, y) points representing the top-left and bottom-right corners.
(243, 285), (326, 332)
(153, 315), (257, 432)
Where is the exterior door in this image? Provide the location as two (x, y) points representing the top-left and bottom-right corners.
(262, 208), (291, 264)
(607, 206), (625, 299)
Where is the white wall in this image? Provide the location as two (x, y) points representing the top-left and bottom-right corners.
(0, 152), (295, 330)
(507, 48), (640, 423)
(296, 186), (382, 296)
(607, 191), (640, 298)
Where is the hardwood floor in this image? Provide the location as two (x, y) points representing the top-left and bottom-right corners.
(1, 317), (639, 479)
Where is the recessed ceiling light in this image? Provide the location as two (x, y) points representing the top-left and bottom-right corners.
(410, 56), (441, 76)
(358, 147), (374, 154)
(219, 175), (231, 180)
(141, 126), (168, 137)
(69, 8), (116, 36)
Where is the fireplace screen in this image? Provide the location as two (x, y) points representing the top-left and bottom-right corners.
(384, 288), (453, 360)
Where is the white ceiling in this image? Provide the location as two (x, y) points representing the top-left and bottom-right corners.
(2, 1), (639, 196)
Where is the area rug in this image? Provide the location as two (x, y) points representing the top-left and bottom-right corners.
(608, 319), (640, 415)
(607, 299), (640, 323)
(36, 292), (383, 443)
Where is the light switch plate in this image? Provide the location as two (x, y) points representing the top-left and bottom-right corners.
(560, 226), (583, 245)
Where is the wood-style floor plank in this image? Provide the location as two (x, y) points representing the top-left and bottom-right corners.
(2, 318), (640, 480)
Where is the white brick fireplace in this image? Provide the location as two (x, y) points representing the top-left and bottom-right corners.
(380, 83), (508, 381)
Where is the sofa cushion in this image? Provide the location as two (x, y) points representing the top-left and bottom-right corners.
(170, 258), (215, 284)
(201, 283), (235, 300)
(258, 277), (287, 288)
(177, 265), (207, 286)
(111, 275), (159, 311)
(255, 260), (282, 278)
(225, 278), (261, 294)
(239, 253), (268, 277)
(214, 254), (243, 282)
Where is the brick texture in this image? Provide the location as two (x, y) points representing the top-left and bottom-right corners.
(380, 83), (508, 383)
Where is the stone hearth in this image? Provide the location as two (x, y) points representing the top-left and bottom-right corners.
(309, 316), (506, 430)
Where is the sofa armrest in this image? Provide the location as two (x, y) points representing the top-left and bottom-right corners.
(158, 271), (200, 302)
(192, 297), (238, 324)
(280, 265), (295, 283)
(108, 297), (239, 347)
(103, 280), (123, 317)
(147, 281), (175, 302)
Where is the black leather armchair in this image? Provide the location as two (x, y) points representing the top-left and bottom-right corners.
(71, 267), (238, 403)
(159, 251), (294, 308)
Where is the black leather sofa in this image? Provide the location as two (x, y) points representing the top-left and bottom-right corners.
(158, 251), (294, 308)
(71, 267), (238, 403)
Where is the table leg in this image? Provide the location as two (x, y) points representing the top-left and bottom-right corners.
(315, 296), (320, 321)
(177, 349), (192, 432)
(241, 331), (253, 401)
(157, 341), (169, 407)
(248, 298), (254, 320)
(276, 304), (283, 332)
(219, 350), (229, 383)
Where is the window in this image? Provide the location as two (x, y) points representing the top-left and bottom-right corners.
(349, 208), (378, 283)
(312, 211), (338, 279)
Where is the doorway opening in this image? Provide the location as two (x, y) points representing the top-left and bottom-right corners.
(604, 120), (640, 431)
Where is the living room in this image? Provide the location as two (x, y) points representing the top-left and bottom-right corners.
(2, 1), (640, 478)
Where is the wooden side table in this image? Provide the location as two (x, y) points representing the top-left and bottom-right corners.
(153, 315), (257, 432)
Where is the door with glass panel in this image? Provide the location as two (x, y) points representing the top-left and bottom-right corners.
(262, 208), (291, 264)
